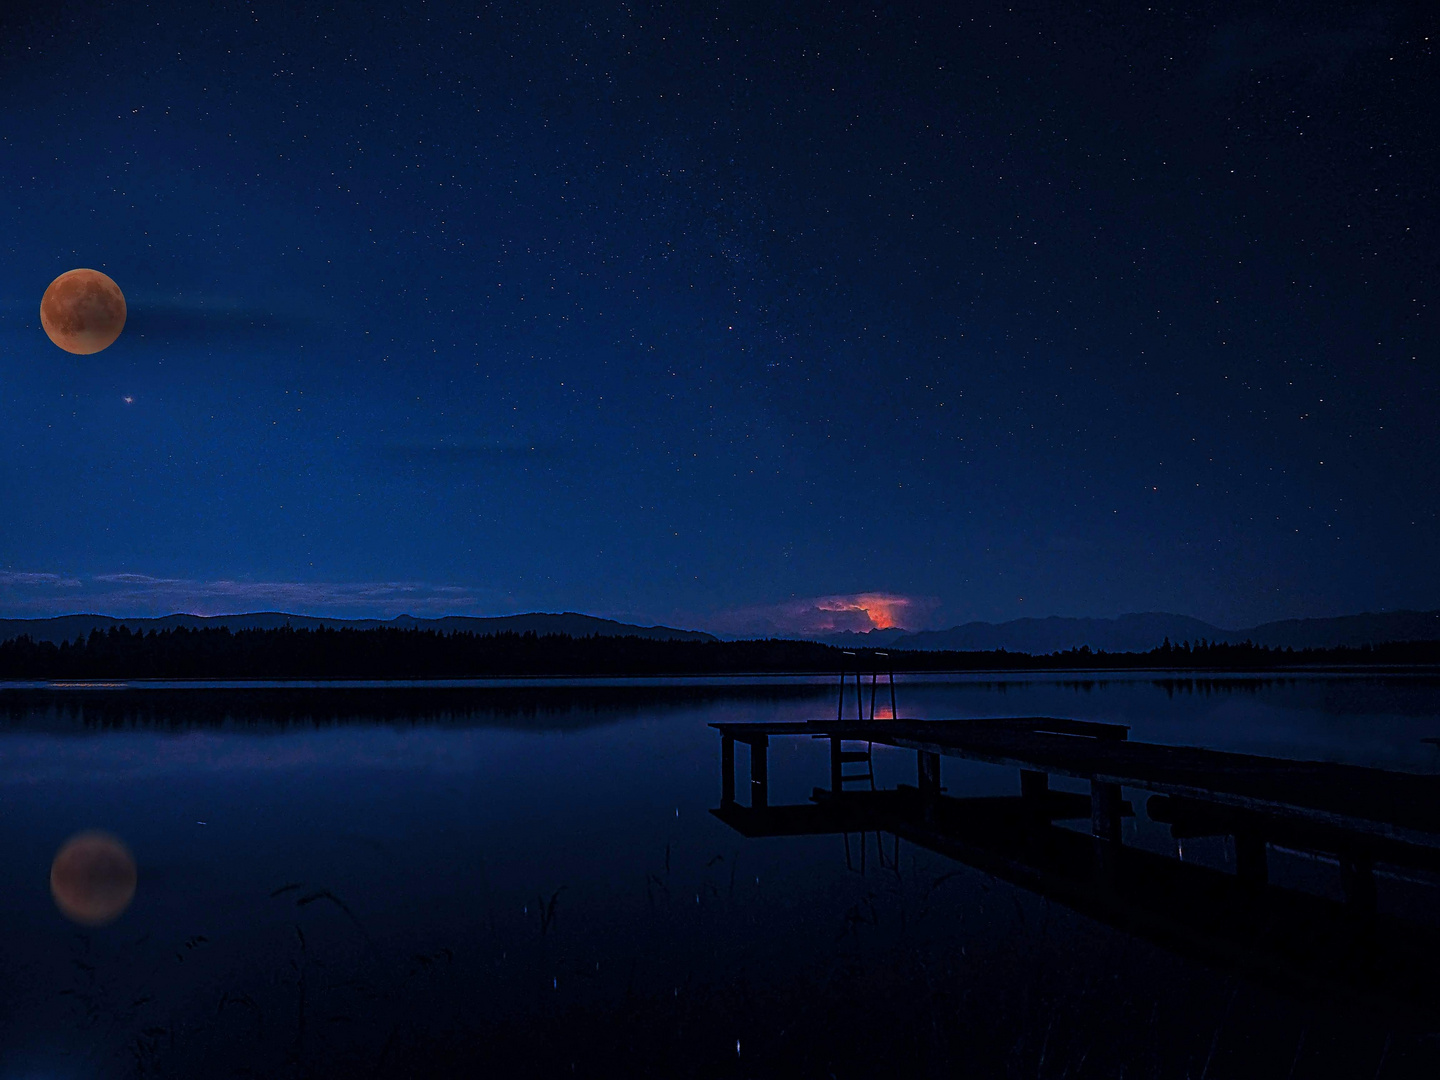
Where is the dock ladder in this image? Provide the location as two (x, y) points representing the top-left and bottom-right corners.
(831, 651), (898, 791)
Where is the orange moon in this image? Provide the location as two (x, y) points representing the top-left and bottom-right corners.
(40, 269), (127, 354)
(50, 831), (137, 926)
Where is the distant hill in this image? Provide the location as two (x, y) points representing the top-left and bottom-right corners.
(8, 607), (1439, 656)
(890, 613), (1221, 654)
(1240, 610), (1440, 650)
(0, 611), (715, 646)
(890, 610), (1440, 653)
(813, 628), (914, 648)
(6, 626), (1440, 681)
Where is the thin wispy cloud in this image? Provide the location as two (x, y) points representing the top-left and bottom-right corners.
(0, 571), (504, 618)
(708, 592), (939, 638)
(0, 571), (83, 588)
(0, 728), (492, 787)
(0, 293), (311, 340)
(125, 294), (315, 342)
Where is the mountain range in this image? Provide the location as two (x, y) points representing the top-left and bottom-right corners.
(0, 611), (716, 646)
(4, 608), (1440, 655)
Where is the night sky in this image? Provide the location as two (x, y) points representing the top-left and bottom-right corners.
(0, 2), (1435, 635)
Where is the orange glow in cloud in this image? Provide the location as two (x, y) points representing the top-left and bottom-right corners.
(706, 592), (939, 638)
(814, 593), (912, 631)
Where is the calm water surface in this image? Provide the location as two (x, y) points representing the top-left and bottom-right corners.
(3, 672), (1440, 1078)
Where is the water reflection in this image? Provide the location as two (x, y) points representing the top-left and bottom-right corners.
(3, 676), (1440, 1076)
(50, 830), (136, 925)
(713, 713), (1440, 1023)
(0, 680), (837, 732)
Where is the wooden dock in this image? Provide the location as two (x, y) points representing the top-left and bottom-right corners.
(711, 717), (1440, 873)
(711, 720), (1440, 1013)
(710, 714), (1440, 1014)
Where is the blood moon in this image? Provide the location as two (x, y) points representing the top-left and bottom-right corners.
(50, 831), (137, 926)
(40, 268), (127, 354)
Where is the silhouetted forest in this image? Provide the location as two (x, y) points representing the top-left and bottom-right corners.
(2, 625), (1440, 679)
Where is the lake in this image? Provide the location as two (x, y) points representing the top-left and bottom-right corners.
(3, 672), (1440, 1078)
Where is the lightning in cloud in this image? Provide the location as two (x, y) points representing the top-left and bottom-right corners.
(707, 592), (938, 638)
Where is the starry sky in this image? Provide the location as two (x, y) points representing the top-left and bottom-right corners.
(0, 1), (1435, 635)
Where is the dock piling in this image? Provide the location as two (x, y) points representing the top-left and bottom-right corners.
(1020, 769), (1049, 803)
(918, 751), (941, 820)
(1340, 853), (1376, 916)
(1235, 832), (1267, 888)
(721, 735), (736, 806)
(750, 734), (769, 808)
(1091, 780), (1123, 845)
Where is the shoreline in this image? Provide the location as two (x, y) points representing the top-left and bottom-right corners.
(4, 665), (1440, 691)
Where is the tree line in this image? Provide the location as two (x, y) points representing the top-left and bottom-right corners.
(1, 625), (1439, 679)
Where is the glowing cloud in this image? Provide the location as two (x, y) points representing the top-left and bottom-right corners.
(709, 592), (938, 638)
(812, 593), (914, 631)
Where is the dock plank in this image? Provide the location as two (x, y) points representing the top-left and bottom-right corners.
(712, 717), (1440, 847)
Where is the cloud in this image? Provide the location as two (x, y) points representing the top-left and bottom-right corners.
(0, 571), (504, 618)
(93, 573), (183, 585)
(122, 296), (314, 342)
(0, 293), (313, 342)
(0, 571), (82, 587)
(0, 728), (494, 787)
(708, 592), (939, 638)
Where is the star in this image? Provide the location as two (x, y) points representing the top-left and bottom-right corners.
(123, 396), (134, 404)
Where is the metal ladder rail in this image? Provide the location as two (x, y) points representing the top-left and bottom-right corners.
(836, 653), (902, 873)
(835, 651), (879, 789)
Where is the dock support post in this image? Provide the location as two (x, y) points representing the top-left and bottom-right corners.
(1235, 832), (1267, 888)
(1020, 770), (1049, 813)
(721, 735), (736, 806)
(750, 735), (769, 809)
(1091, 779), (1123, 880)
(1340, 853), (1376, 916)
(831, 736), (843, 793)
(1090, 780), (1123, 845)
(918, 751), (941, 821)
(917, 751), (941, 792)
